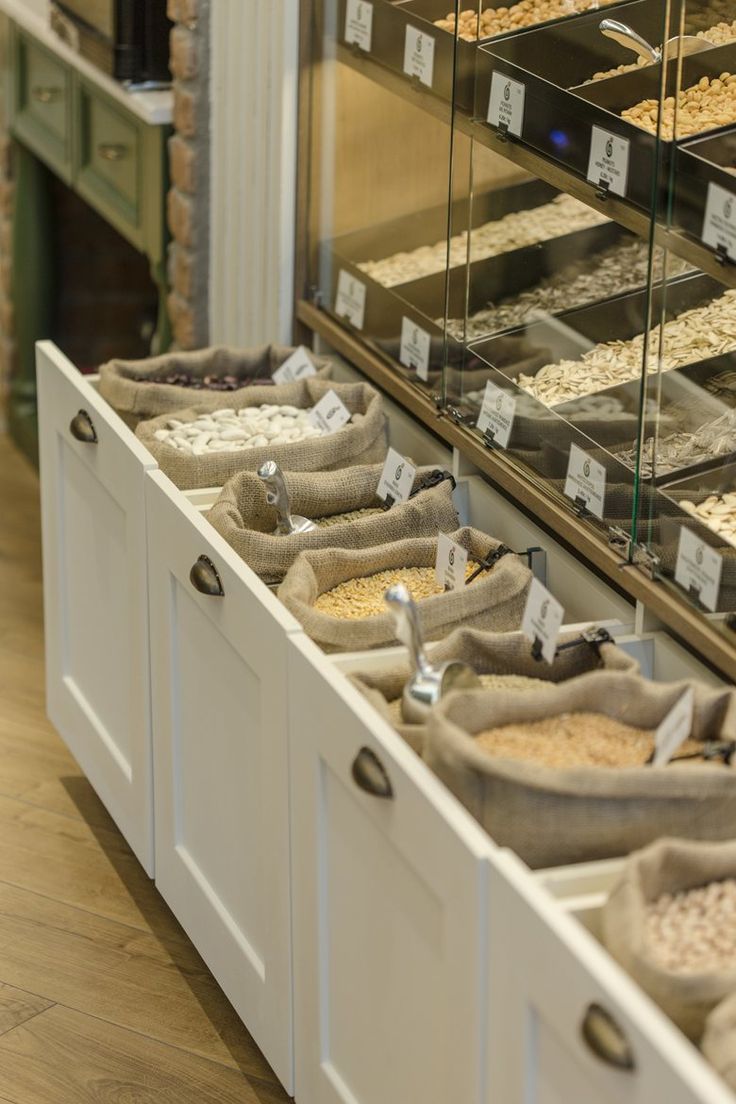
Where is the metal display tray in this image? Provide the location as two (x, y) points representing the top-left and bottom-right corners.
(675, 129), (736, 261)
(476, 23), (736, 212)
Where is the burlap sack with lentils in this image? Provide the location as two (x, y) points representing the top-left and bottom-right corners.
(703, 991), (736, 1090)
(207, 465), (459, 585)
(603, 838), (736, 1042)
(100, 344), (333, 428)
(424, 673), (736, 868)
(352, 626), (640, 754)
(277, 527), (533, 654)
(135, 378), (387, 490)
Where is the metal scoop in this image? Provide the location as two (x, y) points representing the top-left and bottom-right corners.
(384, 583), (480, 724)
(599, 18), (710, 65)
(257, 461), (317, 536)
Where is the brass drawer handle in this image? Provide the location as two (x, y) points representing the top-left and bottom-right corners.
(190, 555), (225, 597)
(581, 1003), (636, 1071)
(69, 410), (97, 444)
(32, 85), (62, 104)
(351, 747), (394, 799)
(98, 143), (128, 162)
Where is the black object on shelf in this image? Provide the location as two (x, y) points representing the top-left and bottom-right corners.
(51, 0), (172, 85)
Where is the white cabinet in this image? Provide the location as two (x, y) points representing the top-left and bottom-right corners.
(36, 340), (156, 874)
(486, 849), (734, 1104)
(145, 470), (300, 1092)
(289, 632), (495, 1104)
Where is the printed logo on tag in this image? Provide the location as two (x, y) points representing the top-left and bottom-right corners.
(403, 25), (435, 87)
(435, 532), (468, 592)
(652, 687), (695, 767)
(377, 447), (416, 504)
(399, 317), (431, 381)
(487, 73), (525, 137)
(335, 270), (367, 329)
(564, 444), (606, 520)
(702, 182), (736, 262)
(674, 527), (723, 613)
(587, 126), (630, 198)
(309, 390), (351, 434)
(521, 577), (564, 665)
(272, 346), (318, 384)
(476, 380), (517, 449)
(345, 0), (373, 51)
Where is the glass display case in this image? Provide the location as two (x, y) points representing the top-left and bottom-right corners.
(296, 0), (736, 680)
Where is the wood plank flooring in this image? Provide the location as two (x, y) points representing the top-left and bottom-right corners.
(0, 436), (292, 1103)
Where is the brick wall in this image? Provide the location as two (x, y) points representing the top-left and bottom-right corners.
(166, 0), (211, 349)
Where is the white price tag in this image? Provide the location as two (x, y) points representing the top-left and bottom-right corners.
(564, 444), (606, 520)
(587, 126), (630, 198)
(476, 380), (517, 449)
(400, 317), (431, 381)
(403, 25), (435, 87)
(272, 346), (318, 384)
(377, 447), (416, 505)
(487, 72), (525, 137)
(652, 687), (695, 768)
(344, 0), (373, 51)
(335, 270), (367, 329)
(435, 532), (468, 592)
(674, 527), (723, 613)
(522, 577), (565, 665)
(702, 182), (736, 262)
(309, 390), (351, 434)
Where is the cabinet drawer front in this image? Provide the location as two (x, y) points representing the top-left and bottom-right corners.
(77, 83), (142, 245)
(14, 32), (71, 178)
(486, 850), (734, 1104)
(36, 341), (157, 875)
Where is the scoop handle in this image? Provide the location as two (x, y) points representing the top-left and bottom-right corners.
(384, 584), (431, 676)
(599, 19), (660, 63)
(258, 461), (296, 535)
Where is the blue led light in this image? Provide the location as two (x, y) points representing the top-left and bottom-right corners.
(549, 129), (570, 150)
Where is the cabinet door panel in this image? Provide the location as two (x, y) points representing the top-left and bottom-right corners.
(486, 850), (734, 1104)
(36, 340), (155, 873)
(289, 633), (494, 1104)
(146, 470), (299, 1093)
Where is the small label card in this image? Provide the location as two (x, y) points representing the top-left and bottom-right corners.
(335, 270), (367, 329)
(522, 577), (565, 665)
(564, 444), (606, 520)
(400, 317), (431, 381)
(702, 182), (736, 262)
(309, 390), (351, 434)
(272, 346), (318, 384)
(377, 447), (416, 505)
(487, 72), (525, 137)
(476, 379), (517, 449)
(674, 527), (723, 613)
(652, 687), (695, 768)
(435, 532), (468, 592)
(344, 0), (373, 51)
(403, 25), (435, 87)
(587, 126), (630, 198)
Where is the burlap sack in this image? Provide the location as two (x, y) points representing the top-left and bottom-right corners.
(135, 378), (388, 490)
(603, 838), (736, 1041)
(278, 527), (533, 654)
(207, 465), (459, 584)
(424, 673), (736, 868)
(100, 344), (333, 428)
(352, 626), (640, 754)
(703, 991), (736, 1090)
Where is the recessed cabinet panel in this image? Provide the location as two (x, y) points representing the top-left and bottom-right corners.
(146, 470), (299, 1093)
(289, 632), (494, 1104)
(36, 340), (156, 874)
(12, 29), (72, 180)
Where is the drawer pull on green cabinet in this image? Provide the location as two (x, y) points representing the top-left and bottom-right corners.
(581, 1003), (636, 1071)
(32, 85), (62, 103)
(69, 410), (97, 444)
(190, 555), (225, 597)
(98, 143), (128, 162)
(351, 748), (394, 800)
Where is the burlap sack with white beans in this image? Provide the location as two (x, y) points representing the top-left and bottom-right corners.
(351, 626), (640, 754)
(423, 674), (736, 868)
(206, 465), (459, 584)
(703, 991), (736, 1090)
(277, 527), (533, 654)
(99, 344), (333, 428)
(135, 378), (388, 490)
(603, 838), (736, 1042)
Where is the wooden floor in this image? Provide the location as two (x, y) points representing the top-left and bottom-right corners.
(0, 436), (291, 1103)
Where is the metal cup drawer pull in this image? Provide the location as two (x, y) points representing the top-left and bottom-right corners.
(69, 409), (97, 444)
(581, 1003), (636, 1071)
(190, 555), (225, 597)
(98, 143), (128, 162)
(32, 85), (62, 103)
(351, 747), (394, 799)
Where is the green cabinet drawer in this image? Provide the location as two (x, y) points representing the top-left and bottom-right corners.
(11, 29), (71, 180)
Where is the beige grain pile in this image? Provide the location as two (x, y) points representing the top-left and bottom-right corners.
(623, 72), (736, 139)
(434, 0), (619, 41)
(645, 879), (736, 973)
(314, 506), (384, 528)
(314, 563), (479, 619)
(586, 20), (736, 83)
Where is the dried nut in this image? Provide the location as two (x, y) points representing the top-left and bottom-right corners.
(616, 409), (736, 477)
(623, 70), (736, 139)
(645, 879), (736, 974)
(434, 0), (621, 41)
(676, 493), (736, 548)
(151, 403), (335, 454)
